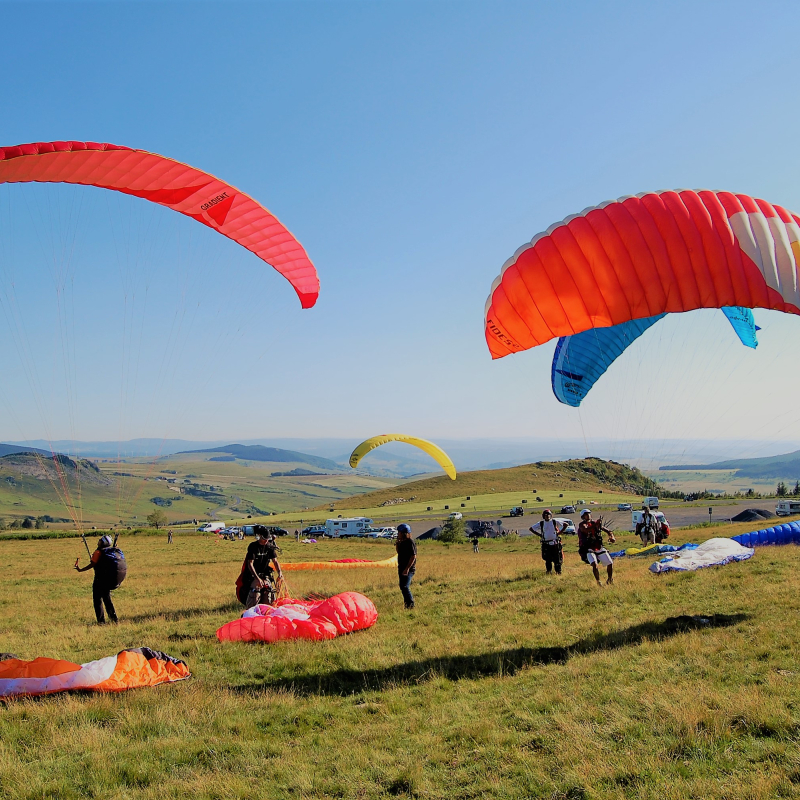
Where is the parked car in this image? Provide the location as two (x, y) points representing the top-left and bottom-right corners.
(302, 525), (326, 536)
(365, 527), (398, 539)
(617, 503), (632, 511)
(509, 507), (524, 517)
(560, 505), (576, 514)
(555, 517), (576, 535)
(448, 512), (463, 520)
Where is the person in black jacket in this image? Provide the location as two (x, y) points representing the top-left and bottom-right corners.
(75, 535), (121, 623)
(395, 523), (417, 609)
(244, 526), (283, 608)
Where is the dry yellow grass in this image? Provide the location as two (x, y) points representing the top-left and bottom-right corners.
(1, 523), (799, 799)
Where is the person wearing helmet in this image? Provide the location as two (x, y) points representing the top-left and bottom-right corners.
(395, 523), (416, 609)
(75, 535), (120, 623)
(577, 509), (616, 586)
(530, 509), (567, 575)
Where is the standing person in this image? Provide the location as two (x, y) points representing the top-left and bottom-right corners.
(167, 529), (173, 544)
(472, 535), (479, 553)
(75, 534), (125, 624)
(636, 505), (658, 546)
(577, 509), (616, 586)
(244, 525), (283, 609)
(530, 509), (567, 575)
(396, 523), (416, 609)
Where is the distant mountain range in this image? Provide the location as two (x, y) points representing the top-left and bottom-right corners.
(660, 449), (800, 480)
(177, 444), (341, 472)
(0, 444), (56, 458)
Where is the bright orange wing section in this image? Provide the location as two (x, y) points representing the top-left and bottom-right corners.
(0, 141), (318, 308)
(485, 190), (800, 358)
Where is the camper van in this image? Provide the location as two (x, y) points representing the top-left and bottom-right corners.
(776, 500), (800, 517)
(325, 517), (374, 538)
(198, 522), (226, 533)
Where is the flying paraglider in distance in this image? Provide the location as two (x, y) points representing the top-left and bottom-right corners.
(0, 140), (319, 307)
(349, 434), (457, 480)
(551, 306), (759, 406)
(485, 190), (800, 363)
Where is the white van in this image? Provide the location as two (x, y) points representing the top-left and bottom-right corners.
(642, 497), (659, 509)
(198, 522), (226, 533)
(325, 517), (374, 538)
(776, 500), (800, 517)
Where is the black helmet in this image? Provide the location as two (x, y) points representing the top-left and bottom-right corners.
(397, 523), (411, 535)
(254, 525), (269, 539)
(98, 535), (113, 549)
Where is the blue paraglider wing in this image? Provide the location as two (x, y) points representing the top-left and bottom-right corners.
(551, 307), (758, 407)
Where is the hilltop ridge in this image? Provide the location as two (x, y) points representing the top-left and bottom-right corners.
(320, 457), (660, 510)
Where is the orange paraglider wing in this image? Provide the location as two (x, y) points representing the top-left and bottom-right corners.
(0, 141), (318, 308)
(485, 190), (800, 358)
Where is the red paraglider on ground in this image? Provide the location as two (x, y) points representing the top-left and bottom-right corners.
(217, 591), (378, 643)
(0, 141), (319, 308)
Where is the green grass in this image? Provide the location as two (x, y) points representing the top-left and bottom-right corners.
(2, 522), (800, 798)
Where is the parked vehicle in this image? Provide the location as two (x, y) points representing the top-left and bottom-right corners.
(555, 517), (576, 535)
(302, 525), (326, 536)
(198, 522), (226, 533)
(617, 503), (632, 511)
(365, 527), (398, 538)
(509, 507), (524, 517)
(560, 505), (576, 514)
(776, 500), (800, 517)
(325, 517), (374, 538)
(643, 496), (660, 509)
(448, 512), (463, 520)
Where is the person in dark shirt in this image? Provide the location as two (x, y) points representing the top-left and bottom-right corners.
(395, 523), (417, 609)
(244, 526), (283, 608)
(577, 509), (616, 586)
(75, 534), (120, 624)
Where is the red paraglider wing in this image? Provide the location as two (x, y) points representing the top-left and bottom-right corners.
(0, 141), (318, 308)
(485, 190), (800, 358)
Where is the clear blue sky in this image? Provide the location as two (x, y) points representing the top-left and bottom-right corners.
(2, 0), (800, 464)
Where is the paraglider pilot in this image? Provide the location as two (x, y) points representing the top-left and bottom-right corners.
(396, 523), (416, 609)
(244, 525), (283, 609)
(75, 535), (125, 624)
(636, 505), (658, 546)
(530, 509), (567, 575)
(577, 509), (616, 587)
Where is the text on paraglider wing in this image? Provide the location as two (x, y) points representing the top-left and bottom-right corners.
(200, 192), (230, 210)
(486, 320), (521, 350)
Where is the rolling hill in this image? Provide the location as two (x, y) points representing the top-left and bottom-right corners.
(659, 449), (800, 480)
(177, 444), (341, 472)
(320, 457), (661, 510)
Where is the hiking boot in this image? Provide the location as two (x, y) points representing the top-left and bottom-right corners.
(606, 577), (614, 585)
(405, 603), (415, 610)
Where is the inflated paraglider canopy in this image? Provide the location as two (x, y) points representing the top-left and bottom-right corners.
(349, 434), (456, 480)
(0, 647), (190, 699)
(0, 141), (319, 307)
(485, 190), (800, 402)
(282, 555), (398, 571)
(217, 591), (378, 643)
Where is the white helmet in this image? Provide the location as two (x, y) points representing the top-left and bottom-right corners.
(581, 508), (591, 517)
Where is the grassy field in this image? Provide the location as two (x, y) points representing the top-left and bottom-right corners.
(647, 468), (781, 494)
(2, 521), (800, 799)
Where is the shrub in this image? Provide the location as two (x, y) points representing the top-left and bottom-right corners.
(439, 518), (466, 544)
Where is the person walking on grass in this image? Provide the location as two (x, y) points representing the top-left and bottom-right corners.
(530, 509), (566, 575)
(75, 535), (123, 624)
(244, 525), (283, 609)
(472, 535), (479, 553)
(167, 529), (173, 544)
(396, 523), (416, 609)
(577, 509), (616, 586)
(636, 505), (658, 546)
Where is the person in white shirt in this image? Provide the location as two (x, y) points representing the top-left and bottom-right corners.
(530, 509), (567, 575)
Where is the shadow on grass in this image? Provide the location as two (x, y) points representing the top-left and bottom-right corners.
(233, 613), (748, 697)
(125, 602), (241, 624)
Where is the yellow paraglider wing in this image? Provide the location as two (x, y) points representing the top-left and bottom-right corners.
(349, 434), (456, 480)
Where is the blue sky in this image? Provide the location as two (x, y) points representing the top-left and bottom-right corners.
(2, 0), (800, 465)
